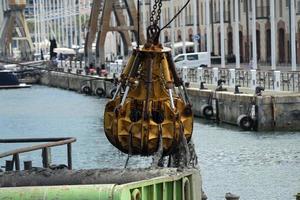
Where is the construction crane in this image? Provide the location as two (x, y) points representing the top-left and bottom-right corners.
(84, 0), (145, 66)
(103, 0), (195, 167)
(0, 0), (34, 61)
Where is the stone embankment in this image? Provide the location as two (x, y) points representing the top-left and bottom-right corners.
(40, 71), (116, 97)
(187, 85), (300, 131)
(40, 71), (300, 131)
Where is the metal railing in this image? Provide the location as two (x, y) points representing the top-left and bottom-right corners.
(235, 69), (250, 88)
(177, 67), (300, 92)
(256, 71), (274, 89)
(0, 137), (76, 171)
(281, 72), (300, 92)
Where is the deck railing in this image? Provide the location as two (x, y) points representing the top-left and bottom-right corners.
(0, 137), (76, 171)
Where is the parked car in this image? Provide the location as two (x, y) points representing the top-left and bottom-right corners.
(173, 52), (209, 69)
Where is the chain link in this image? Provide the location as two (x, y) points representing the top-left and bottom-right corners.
(150, 0), (162, 26)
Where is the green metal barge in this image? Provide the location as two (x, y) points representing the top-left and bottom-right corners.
(0, 168), (202, 200)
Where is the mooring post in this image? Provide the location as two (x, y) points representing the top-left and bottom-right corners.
(67, 143), (72, 170)
(225, 192), (240, 200)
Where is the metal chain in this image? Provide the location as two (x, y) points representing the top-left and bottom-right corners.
(150, 0), (162, 26)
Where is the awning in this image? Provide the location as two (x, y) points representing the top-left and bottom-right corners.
(54, 48), (76, 55)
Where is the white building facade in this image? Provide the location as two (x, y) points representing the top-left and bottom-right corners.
(149, 0), (300, 68)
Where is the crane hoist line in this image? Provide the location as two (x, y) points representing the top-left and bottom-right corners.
(103, 0), (193, 156)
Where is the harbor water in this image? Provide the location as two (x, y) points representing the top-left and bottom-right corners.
(0, 85), (299, 200)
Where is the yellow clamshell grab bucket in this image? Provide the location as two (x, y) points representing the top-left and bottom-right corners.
(104, 43), (193, 156)
(104, 2), (193, 156)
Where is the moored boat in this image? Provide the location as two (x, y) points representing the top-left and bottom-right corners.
(0, 70), (31, 89)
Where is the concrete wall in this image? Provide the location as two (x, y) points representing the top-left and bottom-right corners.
(40, 71), (115, 97)
(257, 95), (300, 131)
(187, 88), (300, 131)
(216, 92), (255, 126)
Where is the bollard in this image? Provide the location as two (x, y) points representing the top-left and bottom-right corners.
(200, 82), (207, 90)
(255, 86), (265, 96)
(225, 192), (240, 200)
(213, 68), (219, 85)
(250, 69), (257, 90)
(274, 71), (281, 91)
(24, 161), (32, 170)
(234, 85), (242, 94)
(229, 69), (236, 87)
(5, 160), (14, 171)
(216, 80), (227, 91)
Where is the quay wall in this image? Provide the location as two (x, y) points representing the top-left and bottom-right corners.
(256, 95), (300, 131)
(40, 71), (300, 131)
(187, 88), (300, 131)
(40, 71), (115, 96)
